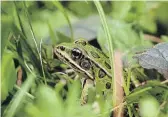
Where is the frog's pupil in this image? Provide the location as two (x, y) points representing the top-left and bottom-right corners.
(71, 48), (82, 59)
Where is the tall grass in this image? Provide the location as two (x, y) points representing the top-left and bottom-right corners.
(94, 1), (116, 106)
(23, 1), (47, 84)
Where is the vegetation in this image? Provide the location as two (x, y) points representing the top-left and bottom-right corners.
(1, 1), (168, 117)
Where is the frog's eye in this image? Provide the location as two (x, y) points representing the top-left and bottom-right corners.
(71, 48), (82, 59)
(75, 39), (87, 46)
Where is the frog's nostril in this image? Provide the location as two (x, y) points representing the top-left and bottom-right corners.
(56, 46), (65, 51)
(59, 46), (65, 51)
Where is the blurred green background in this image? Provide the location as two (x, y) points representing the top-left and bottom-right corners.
(2, 1), (168, 41)
(1, 1), (168, 117)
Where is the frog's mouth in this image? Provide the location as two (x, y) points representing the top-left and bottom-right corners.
(54, 49), (94, 80)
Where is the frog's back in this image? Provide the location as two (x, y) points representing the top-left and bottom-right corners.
(74, 39), (112, 77)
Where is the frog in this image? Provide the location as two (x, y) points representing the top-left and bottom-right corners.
(54, 39), (112, 104)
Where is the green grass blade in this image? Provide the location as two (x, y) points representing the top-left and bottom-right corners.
(14, 1), (27, 38)
(94, 1), (116, 106)
(53, 1), (74, 41)
(14, 2), (43, 75)
(23, 1), (47, 84)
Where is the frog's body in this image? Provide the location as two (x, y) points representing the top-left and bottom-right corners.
(54, 39), (112, 103)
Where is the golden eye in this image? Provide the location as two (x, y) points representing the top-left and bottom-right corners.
(75, 39), (87, 46)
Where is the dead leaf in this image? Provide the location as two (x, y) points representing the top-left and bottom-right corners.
(134, 42), (168, 79)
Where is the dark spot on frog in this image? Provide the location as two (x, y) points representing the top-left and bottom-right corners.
(105, 61), (111, 69)
(80, 59), (91, 70)
(106, 82), (111, 89)
(91, 66), (95, 78)
(69, 62), (79, 70)
(90, 51), (100, 58)
(98, 69), (106, 78)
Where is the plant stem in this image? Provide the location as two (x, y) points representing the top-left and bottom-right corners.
(94, 1), (116, 106)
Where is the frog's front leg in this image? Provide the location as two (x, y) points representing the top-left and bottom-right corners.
(81, 79), (94, 105)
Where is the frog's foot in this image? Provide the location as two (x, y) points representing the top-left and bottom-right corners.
(80, 79), (94, 105)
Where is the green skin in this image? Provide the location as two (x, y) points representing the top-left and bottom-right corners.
(54, 39), (112, 102)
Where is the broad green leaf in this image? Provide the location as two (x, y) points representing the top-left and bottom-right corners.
(139, 14), (157, 33)
(3, 73), (35, 117)
(156, 2), (168, 25)
(139, 96), (160, 117)
(161, 35), (168, 42)
(97, 20), (152, 53)
(35, 85), (63, 117)
(124, 1), (145, 22)
(24, 82), (97, 117)
(130, 2), (157, 33)
(1, 51), (17, 102)
(111, 1), (131, 20)
(68, 1), (93, 17)
(66, 80), (81, 110)
(111, 1), (157, 33)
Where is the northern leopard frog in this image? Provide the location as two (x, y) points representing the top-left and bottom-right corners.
(54, 39), (112, 103)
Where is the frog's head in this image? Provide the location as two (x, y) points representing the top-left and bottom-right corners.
(54, 42), (84, 61)
(54, 39), (89, 62)
(54, 40), (94, 79)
